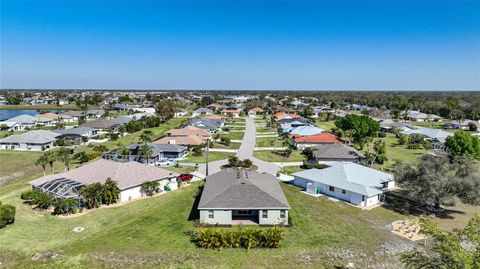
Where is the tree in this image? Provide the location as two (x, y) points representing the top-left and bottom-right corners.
(56, 147), (73, 171)
(117, 144), (131, 162)
(301, 147), (314, 159)
(156, 100), (175, 121)
(138, 143), (153, 164)
(395, 155), (480, 209)
(0, 124), (8, 131)
(139, 130), (153, 143)
(397, 134), (410, 145)
(468, 122), (478, 132)
(192, 145), (203, 156)
(80, 183), (104, 209)
(401, 214), (480, 269)
(102, 178), (120, 205)
(78, 116), (87, 125)
(445, 131), (480, 160)
(35, 153), (49, 176)
(140, 181), (160, 196)
(372, 140), (388, 165)
(391, 109), (401, 120)
(53, 199), (78, 215)
(125, 119), (142, 133)
(301, 106), (314, 118)
(45, 151), (57, 174)
(334, 114), (379, 148)
(282, 139), (293, 157)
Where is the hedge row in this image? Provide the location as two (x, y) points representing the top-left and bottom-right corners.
(190, 226), (285, 249)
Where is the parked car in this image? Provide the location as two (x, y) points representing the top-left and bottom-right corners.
(156, 160), (175, 166)
(177, 173), (193, 182)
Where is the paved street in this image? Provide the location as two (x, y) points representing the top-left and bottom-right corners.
(181, 117), (280, 176)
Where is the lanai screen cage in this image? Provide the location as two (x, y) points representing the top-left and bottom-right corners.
(34, 178), (85, 199)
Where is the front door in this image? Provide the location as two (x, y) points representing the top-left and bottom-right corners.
(316, 185), (321, 195)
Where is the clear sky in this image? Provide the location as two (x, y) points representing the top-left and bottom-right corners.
(1, 1), (479, 91)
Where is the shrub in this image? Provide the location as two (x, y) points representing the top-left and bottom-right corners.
(378, 131), (387, 138)
(0, 202), (16, 229)
(141, 181), (160, 196)
(220, 136), (231, 146)
(407, 144), (423, 149)
(20, 189), (54, 209)
(313, 163), (329, 169)
(53, 199), (78, 215)
(191, 226), (285, 249)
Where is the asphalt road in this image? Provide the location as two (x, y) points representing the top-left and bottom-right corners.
(181, 117), (280, 176)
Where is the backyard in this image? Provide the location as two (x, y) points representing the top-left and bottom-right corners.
(0, 180), (413, 268)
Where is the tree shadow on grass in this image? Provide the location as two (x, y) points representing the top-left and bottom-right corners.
(383, 189), (466, 220)
(188, 185), (203, 221)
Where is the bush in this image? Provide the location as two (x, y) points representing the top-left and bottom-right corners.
(0, 202), (16, 229)
(53, 199), (78, 215)
(220, 136), (231, 146)
(378, 131), (387, 138)
(191, 226), (285, 249)
(313, 163), (329, 169)
(407, 144), (423, 149)
(20, 189), (54, 209)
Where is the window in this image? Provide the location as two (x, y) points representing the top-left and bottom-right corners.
(280, 210), (286, 218)
(342, 189), (346, 194)
(262, 210), (268, 218)
(329, 186), (334, 192)
(362, 195), (365, 201)
(208, 210), (214, 219)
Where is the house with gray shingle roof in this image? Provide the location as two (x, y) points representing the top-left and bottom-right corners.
(311, 143), (365, 163)
(192, 108), (213, 117)
(292, 162), (395, 208)
(0, 130), (60, 151)
(198, 169), (290, 225)
(102, 143), (187, 164)
(29, 159), (178, 202)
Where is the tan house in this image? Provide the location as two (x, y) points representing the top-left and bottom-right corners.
(248, 107), (264, 118)
(165, 125), (211, 139)
(153, 135), (204, 148)
(221, 109), (242, 118)
(37, 113), (75, 123)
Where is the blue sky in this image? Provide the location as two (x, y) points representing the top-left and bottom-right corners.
(1, 1), (479, 90)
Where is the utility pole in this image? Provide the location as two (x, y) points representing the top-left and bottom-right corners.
(205, 138), (209, 176)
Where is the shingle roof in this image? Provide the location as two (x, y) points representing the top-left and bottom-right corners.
(0, 130), (60, 144)
(127, 143), (187, 156)
(111, 116), (132, 124)
(292, 162), (393, 196)
(193, 108), (213, 114)
(312, 143), (364, 160)
(198, 169), (290, 209)
(288, 125), (325, 136)
(52, 127), (96, 136)
(400, 127), (452, 140)
(166, 126), (210, 137)
(3, 114), (38, 124)
(29, 159), (177, 190)
(61, 110), (84, 117)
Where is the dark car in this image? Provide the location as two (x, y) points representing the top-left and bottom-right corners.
(177, 173), (193, 182)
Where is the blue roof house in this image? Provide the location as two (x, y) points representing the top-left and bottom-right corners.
(292, 162), (395, 208)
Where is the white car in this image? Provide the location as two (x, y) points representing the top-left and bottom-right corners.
(156, 160), (176, 167)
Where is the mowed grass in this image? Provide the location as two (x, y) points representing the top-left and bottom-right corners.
(256, 127), (276, 133)
(281, 165), (306, 175)
(161, 165), (196, 174)
(253, 150), (305, 162)
(370, 133), (426, 170)
(182, 151), (234, 163)
(0, 181), (405, 268)
(210, 141), (241, 150)
(219, 131), (245, 140)
(256, 136), (284, 147)
(315, 120), (337, 131)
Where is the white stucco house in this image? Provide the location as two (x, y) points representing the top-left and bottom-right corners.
(192, 108), (213, 117)
(292, 162), (395, 208)
(0, 130), (60, 151)
(198, 169), (290, 225)
(29, 159), (178, 203)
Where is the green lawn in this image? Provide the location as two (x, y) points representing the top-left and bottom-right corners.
(280, 165), (306, 175)
(256, 136), (284, 147)
(0, 179), (408, 268)
(253, 150), (305, 162)
(211, 141), (241, 150)
(219, 131), (245, 140)
(370, 133), (426, 170)
(315, 120), (337, 131)
(182, 151), (234, 163)
(225, 118), (246, 124)
(162, 165), (196, 174)
(256, 127), (276, 133)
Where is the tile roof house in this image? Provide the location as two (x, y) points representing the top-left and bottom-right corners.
(80, 118), (120, 131)
(311, 143), (365, 163)
(36, 113), (74, 122)
(206, 103), (224, 111)
(292, 162), (394, 208)
(293, 132), (342, 149)
(205, 114), (225, 120)
(248, 107), (264, 118)
(153, 135), (205, 147)
(198, 169), (290, 225)
(2, 114), (40, 128)
(221, 109), (242, 118)
(274, 111), (301, 120)
(29, 159), (178, 202)
(406, 110), (442, 122)
(166, 125), (210, 139)
(53, 126), (98, 139)
(0, 130), (60, 151)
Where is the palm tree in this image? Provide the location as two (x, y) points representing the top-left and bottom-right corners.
(282, 139), (292, 157)
(138, 143), (153, 164)
(56, 147), (73, 171)
(139, 130), (153, 143)
(45, 151), (57, 174)
(35, 153), (49, 176)
(140, 181), (160, 196)
(117, 144), (130, 162)
(80, 183), (103, 209)
(102, 178), (120, 205)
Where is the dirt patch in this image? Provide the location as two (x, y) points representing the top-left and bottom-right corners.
(392, 219), (426, 241)
(0, 172), (24, 185)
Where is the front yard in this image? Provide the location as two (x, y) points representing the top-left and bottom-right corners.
(181, 151), (234, 163)
(253, 150), (305, 162)
(218, 131), (245, 140)
(256, 136), (284, 147)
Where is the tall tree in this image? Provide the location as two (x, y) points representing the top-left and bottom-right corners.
(45, 151), (57, 174)
(80, 183), (104, 209)
(138, 143), (153, 164)
(445, 131), (480, 160)
(156, 100), (175, 121)
(102, 178), (120, 205)
(139, 130), (153, 143)
(35, 153), (49, 176)
(117, 144), (130, 162)
(395, 155), (480, 209)
(56, 147), (73, 171)
(335, 114), (379, 148)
